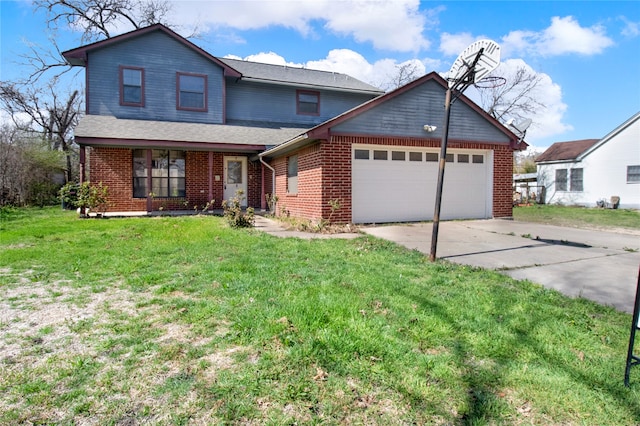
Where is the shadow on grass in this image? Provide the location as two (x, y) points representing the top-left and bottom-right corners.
(399, 275), (640, 424)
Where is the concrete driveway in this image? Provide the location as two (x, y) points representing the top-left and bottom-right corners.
(361, 220), (640, 313)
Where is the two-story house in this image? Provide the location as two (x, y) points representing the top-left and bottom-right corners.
(62, 24), (382, 213)
(63, 24), (524, 224)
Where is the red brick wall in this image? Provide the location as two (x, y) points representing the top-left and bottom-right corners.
(89, 147), (146, 211)
(88, 147), (261, 212)
(268, 135), (514, 223)
(272, 143), (324, 220)
(492, 146), (514, 218)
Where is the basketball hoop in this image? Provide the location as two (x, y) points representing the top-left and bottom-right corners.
(473, 75), (507, 89)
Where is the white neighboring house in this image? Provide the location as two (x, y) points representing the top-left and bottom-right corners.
(536, 112), (640, 209)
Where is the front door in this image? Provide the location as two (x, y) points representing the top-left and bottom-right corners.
(223, 156), (248, 207)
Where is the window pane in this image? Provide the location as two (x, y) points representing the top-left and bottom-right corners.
(133, 150), (147, 177)
(180, 75), (204, 92)
(628, 165), (640, 183)
(152, 179), (168, 197)
(425, 152), (438, 162)
(458, 154), (469, 163)
(409, 152), (422, 161)
(445, 154), (454, 162)
(169, 178), (186, 197)
(373, 150), (388, 160)
(287, 155), (298, 177)
(392, 151), (406, 161)
(133, 178), (147, 198)
(354, 149), (369, 160)
(556, 169), (567, 191)
(152, 150), (168, 177)
(169, 151), (185, 177)
(228, 160), (243, 184)
(123, 86), (141, 104)
(123, 68), (141, 85)
(570, 168), (583, 192)
(180, 92), (204, 109)
(472, 155), (484, 164)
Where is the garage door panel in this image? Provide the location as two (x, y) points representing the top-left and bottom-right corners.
(352, 145), (491, 223)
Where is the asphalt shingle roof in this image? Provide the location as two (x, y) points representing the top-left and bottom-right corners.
(219, 57), (384, 95)
(74, 115), (309, 148)
(535, 139), (600, 163)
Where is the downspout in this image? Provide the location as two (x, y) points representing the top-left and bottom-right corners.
(259, 155), (276, 213)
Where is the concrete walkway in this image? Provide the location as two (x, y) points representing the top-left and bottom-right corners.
(255, 216), (640, 313)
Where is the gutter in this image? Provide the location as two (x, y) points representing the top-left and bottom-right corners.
(259, 133), (310, 159)
(259, 156), (276, 212)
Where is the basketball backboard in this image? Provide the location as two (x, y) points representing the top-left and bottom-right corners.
(447, 39), (501, 88)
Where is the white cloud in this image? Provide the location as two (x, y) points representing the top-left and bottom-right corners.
(620, 16), (640, 38)
(439, 32), (478, 56)
(170, 0), (431, 52)
(501, 16), (614, 57)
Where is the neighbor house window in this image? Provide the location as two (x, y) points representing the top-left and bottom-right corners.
(628, 165), (640, 183)
(120, 66), (144, 106)
(177, 72), (207, 111)
(570, 168), (583, 192)
(287, 155), (298, 194)
(556, 169), (568, 191)
(133, 149), (186, 198)
(297, 90), (320, 115)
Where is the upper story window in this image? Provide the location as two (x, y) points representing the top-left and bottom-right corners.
(120, 66), (144, 106)
(297, 90), (320, 115)
(177, 72), (207, 111)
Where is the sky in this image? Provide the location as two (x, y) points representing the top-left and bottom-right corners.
(1, 0), (639, 151)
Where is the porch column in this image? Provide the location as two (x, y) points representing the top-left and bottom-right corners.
(260, 162), (266, 210)
(208, 152), (213, 210)
(146, 149), (153, 212)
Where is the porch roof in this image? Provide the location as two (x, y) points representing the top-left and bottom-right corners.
(74, 115), (308, 151)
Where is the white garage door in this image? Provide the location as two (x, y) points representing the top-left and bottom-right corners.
(352, 144), (492, 223)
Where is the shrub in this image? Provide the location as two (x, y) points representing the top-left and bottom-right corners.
(60, 182), (109, 216)
(222, 191), (254, 228)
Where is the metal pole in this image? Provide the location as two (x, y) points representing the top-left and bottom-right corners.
(430, 87), (452, 262)
(625, 266), (640, 386)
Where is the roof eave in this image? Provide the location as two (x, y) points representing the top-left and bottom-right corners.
(259, 133), (311, 159)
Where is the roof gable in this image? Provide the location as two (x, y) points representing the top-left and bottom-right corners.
(62, 24), (241, 78)
(578, 111), (640, 159)
(307, 72), (519, 142)
(535, 139), (599, 163)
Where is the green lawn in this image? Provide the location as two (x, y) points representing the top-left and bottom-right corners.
(1, 207), (639, 424)
(513, 204), (640, 231)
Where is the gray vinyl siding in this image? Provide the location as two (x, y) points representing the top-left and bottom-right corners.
(333, 80), (510, 142)
(87, 31), (224, 124)
(225, 80), (376, 126)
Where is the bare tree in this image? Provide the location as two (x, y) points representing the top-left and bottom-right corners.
(0, 124), (65, 206)
(35, 0), (172, 44)
(0, 82), (81, 183)
(384, 62), (422, 91)
(477, 64), (546, 125)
